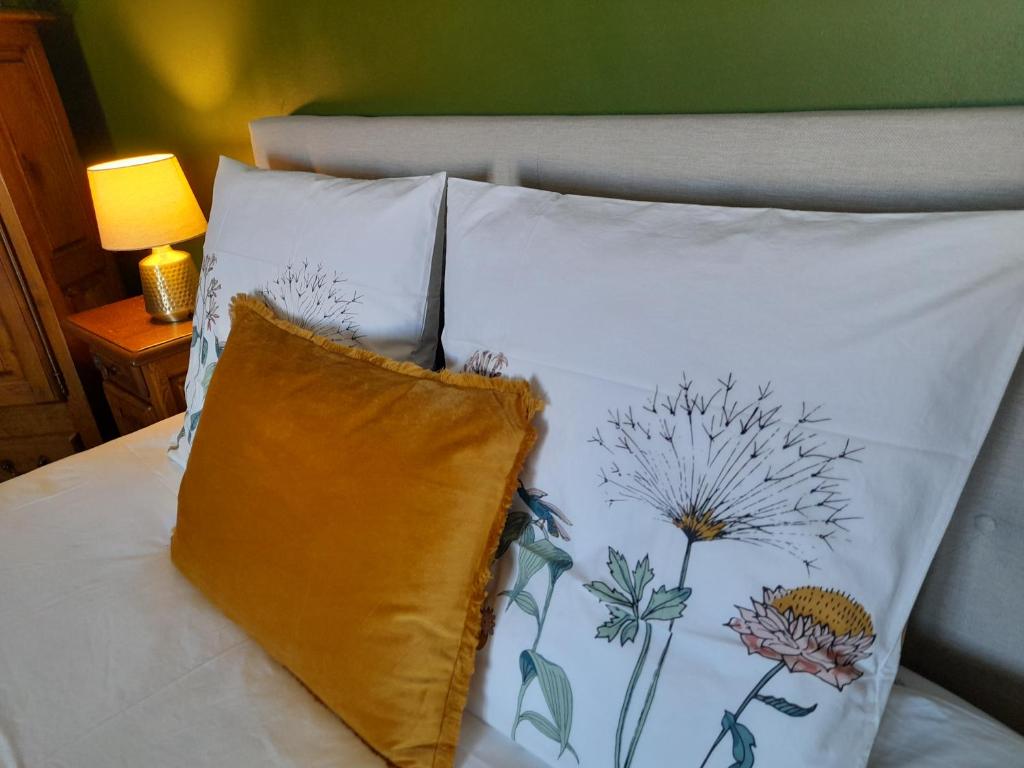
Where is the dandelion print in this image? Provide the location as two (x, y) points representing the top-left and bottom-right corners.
(699, 586), (875, 767)
(586, 373), (863, 765)
(590, 373), (862, 556)
(259, 260), (363, 344)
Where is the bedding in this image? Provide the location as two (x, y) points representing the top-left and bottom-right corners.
(168, 157), (447, 468)
(248, 108), (1024, 735)
(172, 296), (542, 768)
(442, 179), (1024, 767)
(0, 417), (1021, 767)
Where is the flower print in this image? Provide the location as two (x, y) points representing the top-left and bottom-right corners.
(460, 350), (577, 761)
(259, 260), (363, 345)
(172, 252), (224, 450)
(585, 549), (688, 768)
(198, 252), (221, 331)
(698, 586), (875, 767)
(587, 373), (865, 764)
(591, 374), (863, 556)
(727, 585), (874, 690)
(478, 604), (496, 651)
(204, 277), (221, 330)
(464, 349), (509, 377)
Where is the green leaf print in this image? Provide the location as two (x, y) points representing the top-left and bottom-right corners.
(583, 581), (632, 608)
(722, 711), (756, 768)
(585, 548), (690, 768)
(519, 650), (575, 758)
(754, 694), (817, 717)
(521, 538), (573, 583)
(490, 479), (576, 763)
(607, 548), (635, 600)
(500, 589), (540, 618)
(640, 586), (690, 622)
(595, 605), (633, 644)
(516, 712), (580, 763)
(632, 555), (654, 600)
(505, 525), (545, 611)
(200, 362), (218, 390)
(496, 509), (533, 559)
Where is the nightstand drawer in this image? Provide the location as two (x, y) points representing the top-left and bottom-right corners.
(93, 350), (149, 401)
(0, 433), (79, 480)
(67, 296), (193, 438)
(102, 380), (157, 435)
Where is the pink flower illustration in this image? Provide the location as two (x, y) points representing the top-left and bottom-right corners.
(728, 586), (875, 690)
(700, 586), (876, 767)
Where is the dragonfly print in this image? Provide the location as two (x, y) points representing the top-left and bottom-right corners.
(586, 373), (864, 767)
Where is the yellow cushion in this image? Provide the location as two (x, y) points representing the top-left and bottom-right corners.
(171, 295), (541, 768)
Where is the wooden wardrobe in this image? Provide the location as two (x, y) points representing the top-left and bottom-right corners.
(0, 12), (121, 482)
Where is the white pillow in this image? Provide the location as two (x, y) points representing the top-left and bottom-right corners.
(443, 178), (1024, 768)
(169, 158), (446, 468)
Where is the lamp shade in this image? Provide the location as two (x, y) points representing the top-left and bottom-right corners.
(87, 154), (207, 251)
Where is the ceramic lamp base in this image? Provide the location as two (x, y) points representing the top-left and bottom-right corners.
(139, 245), (198, 323)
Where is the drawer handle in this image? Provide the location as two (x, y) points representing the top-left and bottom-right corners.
(93, 354), (120, 378)
(0, 460), (15, 477)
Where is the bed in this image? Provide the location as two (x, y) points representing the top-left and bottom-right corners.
(2, 108), (1023, 766)
(1, 416), (1021, 767)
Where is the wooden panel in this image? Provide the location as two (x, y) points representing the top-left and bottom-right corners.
(0, 431), (77, 481)
(0, 401), (74, 439)
(142, 348), (189, 420)
(0, 22), (119, 323)
(0, 17), (107, 450)
(0, 56), (85, 249)
(102, 380), (157, 436)
(0, 214), (61, 405)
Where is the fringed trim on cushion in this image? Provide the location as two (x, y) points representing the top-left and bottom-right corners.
(432, 410), (540, 768)
(230, 293), (544, 420)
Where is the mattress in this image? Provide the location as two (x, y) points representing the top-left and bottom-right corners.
(0, 417), (1020, 767)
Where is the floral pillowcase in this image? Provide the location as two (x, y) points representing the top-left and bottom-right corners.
(168, 158), (446, 468)
(443, 179), (1024, 767)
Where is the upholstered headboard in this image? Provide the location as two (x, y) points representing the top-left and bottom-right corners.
(250, 109), (1024, 731)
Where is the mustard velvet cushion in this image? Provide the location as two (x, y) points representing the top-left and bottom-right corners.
(171, 296), (542, 768)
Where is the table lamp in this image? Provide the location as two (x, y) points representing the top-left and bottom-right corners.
(87, 154), (207, 322)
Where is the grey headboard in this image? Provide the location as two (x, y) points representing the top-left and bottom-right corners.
(251, 109), (1024, 731)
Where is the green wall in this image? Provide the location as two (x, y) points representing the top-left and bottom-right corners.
(67, 0), (1024, 208)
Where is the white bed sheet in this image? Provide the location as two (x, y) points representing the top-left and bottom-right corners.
(0, 417), (1020, 767)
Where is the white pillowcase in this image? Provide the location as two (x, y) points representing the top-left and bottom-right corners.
(443, 178), (1024, 768)
(169, 158), (446, 468)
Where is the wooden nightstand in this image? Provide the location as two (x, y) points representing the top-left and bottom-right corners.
(65, 296), (192, 436)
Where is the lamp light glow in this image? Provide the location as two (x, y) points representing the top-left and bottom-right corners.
(87, 153), (207, 322)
